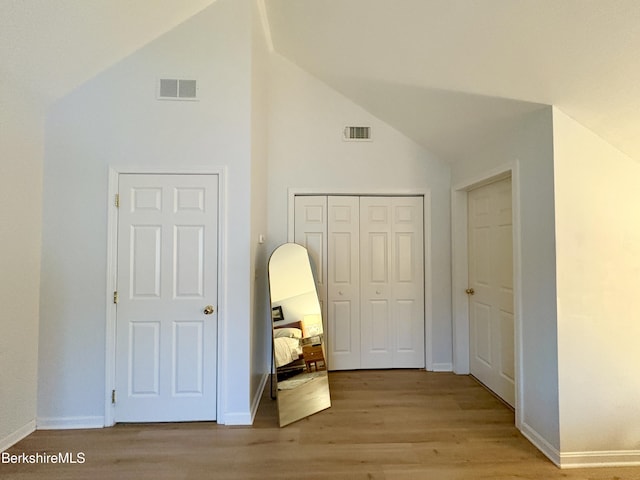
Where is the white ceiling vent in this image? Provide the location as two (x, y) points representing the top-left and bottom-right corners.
(343, 126), (372, 141)
(158, 78), (198, 101)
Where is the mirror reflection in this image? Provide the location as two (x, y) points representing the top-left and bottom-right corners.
(268, 243), (331, 427)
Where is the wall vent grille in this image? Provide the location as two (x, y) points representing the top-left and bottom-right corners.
(343, 126), (372, 141)
(158, 79), (198, 101)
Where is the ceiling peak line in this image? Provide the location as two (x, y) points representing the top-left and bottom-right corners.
(257, 0), (274, 53)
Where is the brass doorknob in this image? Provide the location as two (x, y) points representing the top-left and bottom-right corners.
(465, 288), (475, 295)
(204, 305), (215, 315)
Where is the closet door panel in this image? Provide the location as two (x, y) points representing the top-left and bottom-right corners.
(391, 197), (425, 368)
(327, 196), (360, 370)
(360, 197), (393, 368)
(294, 196), (327, 326)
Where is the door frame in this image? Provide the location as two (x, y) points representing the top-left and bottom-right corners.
(451, 161), (523, 425)
(286, 187), (433, 371)
(104, 166), (227, 426)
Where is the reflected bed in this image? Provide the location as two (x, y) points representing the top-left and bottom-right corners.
(273, 323), (303, 368)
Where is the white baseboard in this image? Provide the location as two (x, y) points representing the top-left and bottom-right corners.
(250, 373), (269, 424)
(519, 421), (561, 467)
(559, 450), (640, 469)
(37, 416), (104, 430)
(1, 420), (36, 452)
(221, 373), (269, 426)
(517, 424), (640, 469)
(431, 363), (453, 372)
(223, 411), (253, 425)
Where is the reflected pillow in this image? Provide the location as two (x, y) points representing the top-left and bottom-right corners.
(274, 328), (302, 339)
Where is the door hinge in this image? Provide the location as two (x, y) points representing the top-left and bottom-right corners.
(113, 291), (119, 304)
(114, 193), (120, 208)
(111, 389), (116, 404)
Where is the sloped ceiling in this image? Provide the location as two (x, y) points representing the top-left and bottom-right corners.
(265, 0), (640, 162)
(4, 0), (640, 163)
(0, 0), (217, 104)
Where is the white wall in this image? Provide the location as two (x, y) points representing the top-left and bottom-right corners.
(249, 0), (271, 416)
(266, 53), (453, 368)
(553, 108), (640, 465)
(0, 79), (43, 449)
(39, 0), (255, 426)
(451, 107), (560, 457)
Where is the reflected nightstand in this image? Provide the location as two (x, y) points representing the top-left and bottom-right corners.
(302, 343), (325, 371)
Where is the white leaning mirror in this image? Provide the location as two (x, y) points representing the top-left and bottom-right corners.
(268, 243), (331, 427)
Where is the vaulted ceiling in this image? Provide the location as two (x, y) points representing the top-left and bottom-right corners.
(0, 0), (217, 104)
(265, 0), (640, 161)
(4, 0), (640, 162)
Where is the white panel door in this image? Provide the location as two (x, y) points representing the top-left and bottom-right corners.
(294, 196), (327, 326)
(391, 197), (425, 368)
(468, 176), (514, 406)
(115, 174), (218, 422)
(360, 197), (424, 369)
(360, 198), (392, 368)
(327, 196), (360, 370)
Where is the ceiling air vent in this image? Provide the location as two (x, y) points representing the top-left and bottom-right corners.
(158, 78), (198, 101)
(343, 126), (372, 141)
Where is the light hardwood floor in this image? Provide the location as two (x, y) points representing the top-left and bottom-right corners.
(276, 371), (330, 427)
(3, 370), (640, 479)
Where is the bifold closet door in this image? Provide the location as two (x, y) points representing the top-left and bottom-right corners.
(327, 196), (360, 370)
(360, 197), (425, 369)
(295, 195), (425, 370)
(293, 196), (328, 326)
(294, 196), (360, 370)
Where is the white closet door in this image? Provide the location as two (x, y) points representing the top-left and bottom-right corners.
(468, 177), (514, 406)
(327, 196), (360, 370)
(391, 197), (425, 368)
(293, 196), (327, 325)
(360, 197), (424, 369)
(360, 197), (394, 368)
(295, 195), (425, 371)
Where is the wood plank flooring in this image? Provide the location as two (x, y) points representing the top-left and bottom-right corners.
(3, 370), (640, 479)
(276, 371), (330, 427)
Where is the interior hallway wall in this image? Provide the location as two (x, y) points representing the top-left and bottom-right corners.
(39, 0), (255, 427)
(249, 0), (271, 417)
(0, 78), (43, 449)
(451, 107), (560, 457)
(553, 107), (640, 465)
